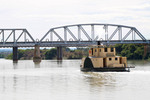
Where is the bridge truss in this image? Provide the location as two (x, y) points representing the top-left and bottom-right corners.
(40, 24), (149, 46)
(0, 24), (149, 47)
(0, 29), (35, 47)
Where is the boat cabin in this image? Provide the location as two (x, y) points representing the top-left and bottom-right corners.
(81, 45), (127, 69)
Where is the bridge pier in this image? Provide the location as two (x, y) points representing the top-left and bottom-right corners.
(57, 47), (63, 60)
(33, 45), (41, 62)
(13, 47), (18, 62)
(144, 45), (150, 58)
(144, 45), (148, 58)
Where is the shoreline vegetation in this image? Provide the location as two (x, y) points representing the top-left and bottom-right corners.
(6, 47), (89, 60)
(3, 44), (150, 60)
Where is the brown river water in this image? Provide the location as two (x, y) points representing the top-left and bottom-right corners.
(0, 59), (150, 100)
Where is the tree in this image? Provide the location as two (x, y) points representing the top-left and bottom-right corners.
(134, 47), (143, 59)
(18, 49), (25, 59)
(45, 48), (57, 59)
(6, 53), (13, 59)
(115, 44), (122, 54)
(115, 44), (145, 60)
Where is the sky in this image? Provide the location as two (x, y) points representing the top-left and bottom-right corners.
(0, 0), (150, 40)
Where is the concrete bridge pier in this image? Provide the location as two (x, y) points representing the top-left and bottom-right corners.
(144, 45), (148, 58)
(13, 47), (18, 62)
(33, 45), (41, 62)
(57, 47), (63, 60)
(144, 45), (150, 58)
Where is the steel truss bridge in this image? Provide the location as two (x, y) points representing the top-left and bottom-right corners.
(0, 23), (149, 48)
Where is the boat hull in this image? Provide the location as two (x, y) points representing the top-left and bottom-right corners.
(81, 67), (130, 72)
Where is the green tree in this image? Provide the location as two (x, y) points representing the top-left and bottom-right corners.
(115, 44), (122, 54)
(134, 47), (143, 59)
(18, 49), (25, 59)
(6, 53), (13, 59)
(115, 44), (146, 60)
(45, 48), (57, 59)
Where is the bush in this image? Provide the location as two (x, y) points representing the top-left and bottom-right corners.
(45, 48), (57, 59)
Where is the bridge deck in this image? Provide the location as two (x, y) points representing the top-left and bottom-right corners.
(0, 40), (149, 47)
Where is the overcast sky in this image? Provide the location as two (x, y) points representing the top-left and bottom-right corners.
(0, 0), (150, 39)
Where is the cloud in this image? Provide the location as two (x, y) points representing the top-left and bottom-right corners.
(0, 0), (150, 39)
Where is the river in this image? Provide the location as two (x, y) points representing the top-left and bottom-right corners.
(0, 59), (150, 100)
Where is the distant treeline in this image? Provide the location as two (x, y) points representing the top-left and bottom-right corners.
(0, 51), (11, 58)
(5, 44), (150, 60)
(6, 48), (89, 60)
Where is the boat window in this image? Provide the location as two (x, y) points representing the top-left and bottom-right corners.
(111, 48), (114, 52)
(109, 58), (112, 61)
(95, 49), (97, 52)
(99, 49), (101, 52)
(115, 58), (118, 60)
(105, 48), (107, 52)
(91, 48), (93, 55)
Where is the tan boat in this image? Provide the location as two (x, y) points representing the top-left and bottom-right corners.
(80, 45), (134, 72)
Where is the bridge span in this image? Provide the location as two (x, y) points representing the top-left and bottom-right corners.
(0, 23), (149, 61)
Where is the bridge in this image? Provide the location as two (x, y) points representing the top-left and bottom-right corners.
(0, 23), (149, 61)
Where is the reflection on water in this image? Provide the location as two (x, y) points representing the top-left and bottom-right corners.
(83, 72), (116, 87)
(57, 60), (62, 64)
(0, 59), (150, 100)
(34, 62), (40, 68)
(128, 60), (150, 66)
(13, 75), (17, 92)
(13, 61), (18, 63)
(13, 62), (18, 69)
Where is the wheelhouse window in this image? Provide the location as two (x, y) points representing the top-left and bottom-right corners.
(105, 48), (107, 52)
(99, 49), (101, 52)
(109, 58), (112, 61)
(91, 48), (93, 55)
(111, 48), (114, 52)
